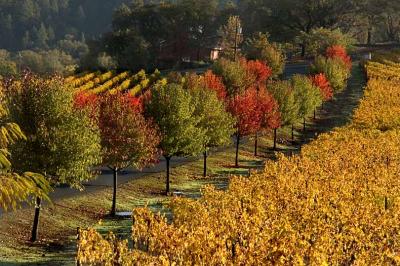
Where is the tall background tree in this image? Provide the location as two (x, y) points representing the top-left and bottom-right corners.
(219, 15), (243, 60)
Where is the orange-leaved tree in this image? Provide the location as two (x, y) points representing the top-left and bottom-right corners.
(228, 89), (274, 167)
(310, 73), (333, 105)
(326, 45), (352, 70)
(244, 59), (276, 154)
(75, 92), (160, 216)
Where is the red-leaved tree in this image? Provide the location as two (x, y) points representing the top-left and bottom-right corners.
(245, 60), (273, 89)
(228, 89), (263, 167)
(326, 45), (352, 70)
(311, 73), (333, 102)
(75, 92), (160, 216)
(243, 59), (276, 154)
(257, 88), (281, 151)
(203, 70), (227, 100)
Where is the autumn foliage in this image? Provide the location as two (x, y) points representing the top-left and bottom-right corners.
(203, 70), (227, 100)
(77, 61), (400, 266)
(227, 89), (262, 136)
(227, 88), (280, 135)
(310, 73), (333, 101)
(73, 91), (98, 110)
(326, 45), (352, 70)
(245, 60), (273, 88)
(257, 89), (281, 130)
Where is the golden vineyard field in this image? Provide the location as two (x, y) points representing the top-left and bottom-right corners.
(77, 62), (400, 265)
(65, 69), (167, 96)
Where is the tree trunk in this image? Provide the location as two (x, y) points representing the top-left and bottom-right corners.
(273, 128), (277, 150)
(367, 30), (372, 45)
(301, 43), (306, 57)
(314, 109), (316, 120)
(203, 151), (207, 177)
(235, 133), (240, 167)
(165, 156), (171, 195)
(110, 168), (118, 216)
(254, 132), (258, 156)
(291, 124), (294, 143)
(303, 117), (306, 132)
(30, 197), (41, 242)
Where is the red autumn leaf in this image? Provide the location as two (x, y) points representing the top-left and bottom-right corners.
(97, 92), (160, 169)
(203, 70), (227, 100)
(227, 87), (280, 135)
(245, 60), (273, 88)
(257, 87), (281, 129)
(310, 73), (333, 101)
(228, 89), (261, 136)
(74, 91), (98, 109)
(326, 45), (352, 70)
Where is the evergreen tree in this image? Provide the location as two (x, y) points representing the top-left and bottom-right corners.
(219, 15), (243, 60)
(35, 23), (49, 49)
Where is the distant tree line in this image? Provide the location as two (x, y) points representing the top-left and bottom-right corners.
(83, 0), (400, 72)
(1, 0), (400, 76)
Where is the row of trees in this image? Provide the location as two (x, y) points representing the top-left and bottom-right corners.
(78, 75), (400, 264)
(0, 36), (352, 245)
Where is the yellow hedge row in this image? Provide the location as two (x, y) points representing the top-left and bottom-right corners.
(77, 62), (400, 265)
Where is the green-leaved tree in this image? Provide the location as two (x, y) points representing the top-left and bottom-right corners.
(0, 82), (51, 211)
(291, 75), (323, 132)
(186, 75), (235, 177)
(6, 74), (102, 242)
(268, 80), (300, 144)
(144, 83), (206, 194)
